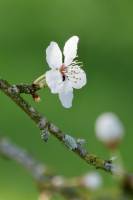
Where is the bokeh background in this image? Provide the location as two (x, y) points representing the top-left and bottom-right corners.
(0, 0), (133, 199)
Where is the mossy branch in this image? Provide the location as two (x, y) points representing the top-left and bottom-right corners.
(0, 79), (113, 173)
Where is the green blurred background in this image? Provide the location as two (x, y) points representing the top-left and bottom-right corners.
(0, 0), (133, 199)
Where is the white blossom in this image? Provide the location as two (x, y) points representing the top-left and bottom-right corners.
(95, 112), (124, 146)
(82, 172), (102, 190)
(45, 36), (87, 108)
(51, 176), (65, 187)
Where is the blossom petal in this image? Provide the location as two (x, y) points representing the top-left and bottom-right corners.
(46, 42), (62, 69)
(45, 70), (63, 93)
(63, 36), (79, 66)
(60, 80), (73, 93)
(58, 80), (73, 108)
(66, 65), (87, 89)
(59, 90), (73, 108)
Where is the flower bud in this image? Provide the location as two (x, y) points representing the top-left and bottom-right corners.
(82, 172), (102, 190)
(32, 94), (41, 102)
(95, 113), (124, 149)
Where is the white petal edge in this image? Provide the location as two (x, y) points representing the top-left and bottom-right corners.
(46, 42), (62, 69)
(45, 70), (63, 94)
(63, 36), (79, 66)
(59, 90), (73, 108)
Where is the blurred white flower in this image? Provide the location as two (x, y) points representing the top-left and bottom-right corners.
(38, 192), (51, 200)
(45, 36), (87, 108)
(51, 176), (65, 187)
(95, 112), (124, 148)
(82, 172), (102, 190)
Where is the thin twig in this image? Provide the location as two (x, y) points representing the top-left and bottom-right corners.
(15, 83), (40, 94)
(0, 79), (113, 173)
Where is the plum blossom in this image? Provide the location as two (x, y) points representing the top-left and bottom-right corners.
(45, 36), (87, 108)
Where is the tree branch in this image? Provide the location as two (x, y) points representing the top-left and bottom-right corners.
(0, 79), (113, 173)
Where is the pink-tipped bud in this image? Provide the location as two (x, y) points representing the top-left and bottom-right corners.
(32, 94), (41, 102)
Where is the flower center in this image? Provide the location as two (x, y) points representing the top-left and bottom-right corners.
(60, 64), (67, 81)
